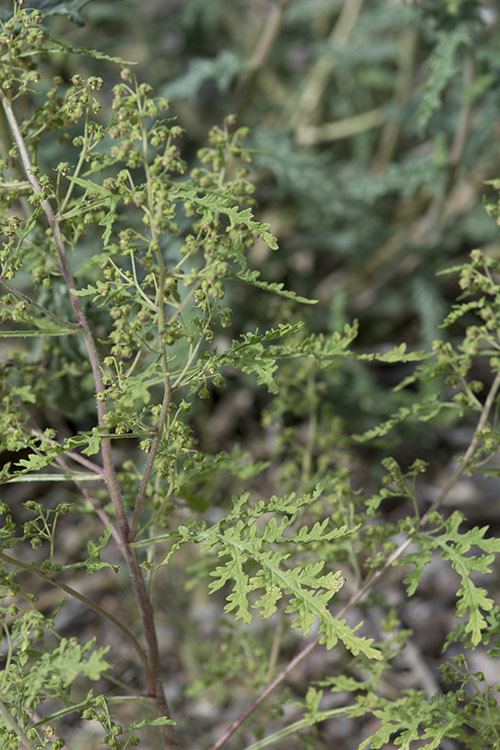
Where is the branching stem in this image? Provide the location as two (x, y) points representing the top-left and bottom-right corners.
(1, 93), (178, 750)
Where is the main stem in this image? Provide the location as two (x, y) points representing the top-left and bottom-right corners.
(1, 95), (177, 750)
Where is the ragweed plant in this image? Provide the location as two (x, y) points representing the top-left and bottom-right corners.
(0, 4), (500, 750)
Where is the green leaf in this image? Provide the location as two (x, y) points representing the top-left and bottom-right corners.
(69, 283), (100, 297)
(199, 504), (381, 660)
(9, 386), (36, 404)
(80, 647), (111, 680)
(128, 714), (176, 731)
(358, 343), (428, 364)
(81, 426), (102, 456)
(403, 545), (433, 597)
(24, 638), (110, 707)
(356, 691), (466, 750)
(65, 174), (111, 198)
(353, 394), (461, 443)
(47, 38), (135, 64)
(216, 330), (283, 394)
(16, 452), (54, 472)
(405, 513), (500, 646)
(189, 193), (279, 250)
(232, 269), (317, 304)
(417, 26), (470, 134)
(159, 50), (246, 99)
(81, 526), (117, 574)
(98, 198), (119, 246)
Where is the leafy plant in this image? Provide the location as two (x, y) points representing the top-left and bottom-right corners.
(0, 4), (500, 750)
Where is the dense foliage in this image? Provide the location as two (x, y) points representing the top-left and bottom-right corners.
(0, 1), (499, 749)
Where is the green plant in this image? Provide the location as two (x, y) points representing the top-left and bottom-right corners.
(1, 4), (500, 750)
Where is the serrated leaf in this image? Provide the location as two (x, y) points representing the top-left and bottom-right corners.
(403, 546), (433, 597)
(16, 452), (54, 472)
(24, 638), (109, 707)
(189, 193), (278, 250)
(128, 714), (176, 731)
(81, 426), (102, 456)
(65, 174), (111, 197)
(201, 510), (381, 660)
(69, 283), (100, 297)
(359, 343), (428, 364)
(353, 394), (461, 443)
(417, 26), (470, 134)
(10, 386), (36, 404)
(80, 647), (111, 680)
(407, 514), (500, 646)
(233, 269), (316, 304)
(98, 198), (119, 246)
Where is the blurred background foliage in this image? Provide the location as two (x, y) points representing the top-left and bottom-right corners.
(49, 0), (500, 456)
(5, 0), (500, 450)
(6, 0), (500, 465)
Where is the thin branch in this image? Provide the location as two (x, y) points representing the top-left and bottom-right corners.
(129, 175), (172, 540)
(449, 47), (475, 166)
(58, 108), (89, 216)
(371, 27), (418, 173)
(290, 0), (365, 128)
(29, 430), (124, 554)
(211, 635), (319, 750)
(167, 280), (200, 326)
(235, 0), (290, 117)
(241, 704), (356, 750)
(134, 108), (178, 750)
(419, 369), (500, 525)
(249, 0), (289, 72)
(30, 428), (105, 476)
(62, 449), (105, 475)
(129, 380), (171, 541)
(50, 447), (126, 558)
(0, 276), (80, 330)
(78, 484), (127, 555)
(0, 551), (149, 675)
(30, 693), (154, 730)
(296, 107), (385, 146)
(0, 180), (30, 190)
